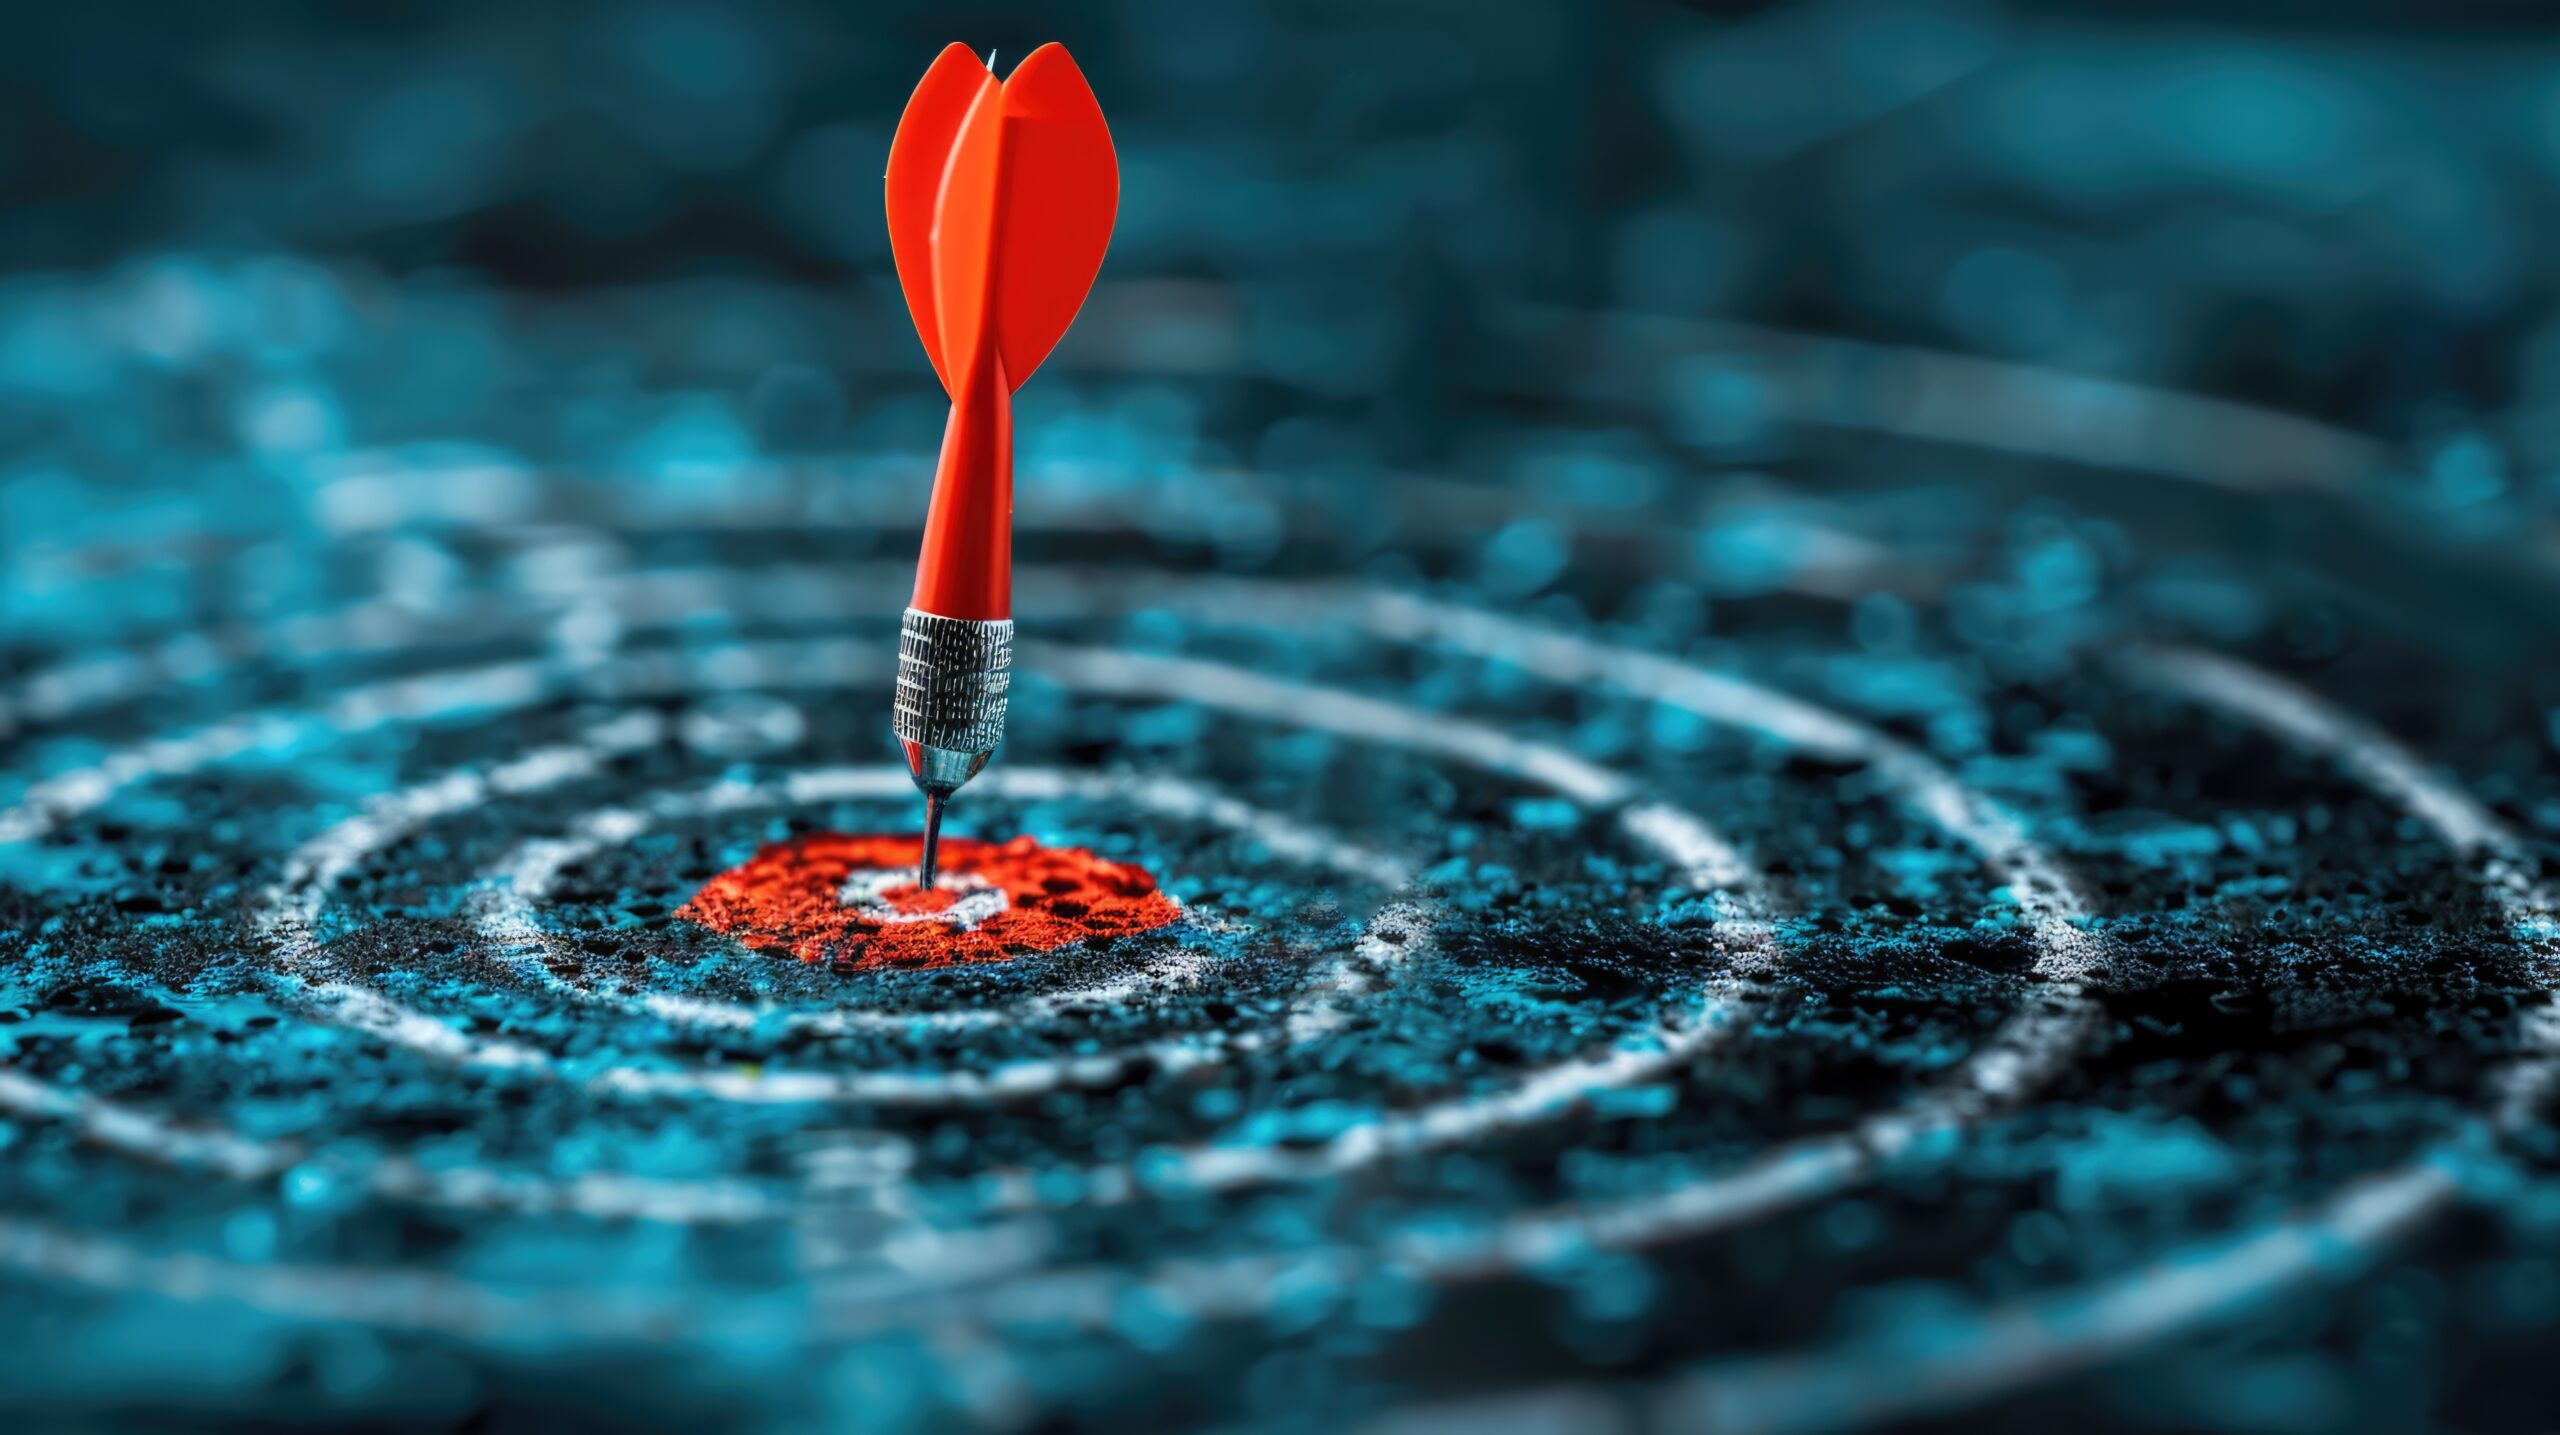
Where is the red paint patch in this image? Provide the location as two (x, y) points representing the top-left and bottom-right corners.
(677, 833), (1180, 969)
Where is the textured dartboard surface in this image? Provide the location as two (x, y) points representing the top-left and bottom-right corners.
(5, 291), (2560, 1435)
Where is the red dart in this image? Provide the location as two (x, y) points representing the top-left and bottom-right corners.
(885, 43), (1119, 886)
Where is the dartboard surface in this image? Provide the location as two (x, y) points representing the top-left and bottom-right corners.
(8, 5), (2560, 1434)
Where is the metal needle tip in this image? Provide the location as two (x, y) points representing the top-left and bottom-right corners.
(919, 790), (949, 891)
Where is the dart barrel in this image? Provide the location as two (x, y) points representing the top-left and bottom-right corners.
(892, 608), (1013, 778)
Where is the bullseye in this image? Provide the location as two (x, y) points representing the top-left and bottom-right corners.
(677, 832), (1180, 966)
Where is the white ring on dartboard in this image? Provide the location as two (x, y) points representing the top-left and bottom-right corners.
(805, 596), (2113, 1320)
(221, 649), (1770, 1267)
(205, 614), (2120, 1351)
(19, 572), (2086, 1183)
(0, 595), (2150, 1391)
(0, 757), (1411, 1228)
(1365, 648), (2560, 1435)
(20, 575), (2078, 1238)
(0, 344), (2512, 1415)
(7, 575), (2098, 1278)
(250, 646), (1760, 1130)
(471, 763), (1400, 1040)
(16, 577), (2086, 1242)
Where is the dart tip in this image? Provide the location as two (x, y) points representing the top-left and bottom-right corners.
(919, 789), (950, 891)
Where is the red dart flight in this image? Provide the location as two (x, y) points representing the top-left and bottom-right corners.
(885, 43), (1118, 887)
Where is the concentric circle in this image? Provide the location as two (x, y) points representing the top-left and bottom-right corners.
(4, 406), (2555, 1433)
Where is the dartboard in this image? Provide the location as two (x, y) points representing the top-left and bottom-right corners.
(4, 298), (2558, 1435)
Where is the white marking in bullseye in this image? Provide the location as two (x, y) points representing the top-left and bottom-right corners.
(835, 869), (1006, 929)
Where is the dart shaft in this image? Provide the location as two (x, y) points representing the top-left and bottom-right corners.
(911, 354), (1013, 620)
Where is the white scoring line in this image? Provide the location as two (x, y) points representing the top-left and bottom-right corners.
(0, 661), (557, 846)
(246, 642), (1761, 1126)
(2130, 646), (2560, 1132)
(1156, 586), (2110, 1244)
(1, 644), (1765, 1264)
(0, 1212), (722, 1343)
(0, 1067), (790, 1224)
(7, 572), (2096, 1337)
(1377, 648), (2560, 1435)
(475, 763), (1405, 1041)
(815, 596), (2111, 1331)
(14, 575), (2085, 1305)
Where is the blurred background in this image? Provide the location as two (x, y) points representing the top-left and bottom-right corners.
(10, 2), (2560, 1433)
(8, 0), (2559, 625)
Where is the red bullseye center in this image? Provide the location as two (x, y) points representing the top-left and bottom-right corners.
(881, 884), (961, 915)
(677, 832), (1180, 969)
